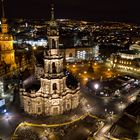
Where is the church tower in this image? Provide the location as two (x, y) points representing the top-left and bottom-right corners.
(0, 0), (16, 70)
(44, 3), (63, 79)
(22, 2), (80, 116)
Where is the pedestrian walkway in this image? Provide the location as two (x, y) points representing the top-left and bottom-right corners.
(12, 112), (103, 140)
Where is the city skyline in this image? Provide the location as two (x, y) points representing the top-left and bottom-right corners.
(0, 0), (140, 139)
(1, 0), (140, 24)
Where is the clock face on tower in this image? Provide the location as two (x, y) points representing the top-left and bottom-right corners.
(51, 30), (57, 35)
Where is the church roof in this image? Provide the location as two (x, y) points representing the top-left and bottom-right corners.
(130, 43), (140, 51)
(25, 80), (40, 93)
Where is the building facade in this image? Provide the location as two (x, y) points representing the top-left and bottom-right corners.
(110, 47), (140, 73)
(0, 17), (16, 71)
(63, 47), (94, 62)
(21, 7), (80, 116)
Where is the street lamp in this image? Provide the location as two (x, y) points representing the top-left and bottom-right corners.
(84, 78), (88, 81)
(94, 83), (99, 90)
(33, 46), (37, 50)
(87, 104), (91, 113)
(94, 83), (99, 95)
(3, 109), (7, 113)
(84, 71), (87, 74)
(79, 73), (81, 76)
(120, 101), (123, 112)
(107, 68), (110, 71)
(104, 108), (108, 117)
(72, 65), (75, 68)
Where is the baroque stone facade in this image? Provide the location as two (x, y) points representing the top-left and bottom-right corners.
(0, 17), (16, 70)
(110, 47), (140, 73)
(21, 7), (80, 116)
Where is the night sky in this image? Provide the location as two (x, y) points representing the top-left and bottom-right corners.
(1, 0), (140, 23)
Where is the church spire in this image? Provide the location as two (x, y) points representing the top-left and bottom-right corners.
(1, 0), (5, 18)
(51, 0), (54, 20)
(1, 0), (8, 33)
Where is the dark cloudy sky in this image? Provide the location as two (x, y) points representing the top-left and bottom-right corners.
(1, 0), (140, 23)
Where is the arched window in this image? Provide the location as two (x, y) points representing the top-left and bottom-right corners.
(52, 62), (56, 73)
(52, 39), (56, 49)
(69, 53), (73, 57)
(67, 104), (70, 109)
(53, 83), (57, 90)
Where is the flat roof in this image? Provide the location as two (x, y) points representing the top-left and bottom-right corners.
(89, 75), (137, 94)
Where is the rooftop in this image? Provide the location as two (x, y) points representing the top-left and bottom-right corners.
(119, 50), (139, 55)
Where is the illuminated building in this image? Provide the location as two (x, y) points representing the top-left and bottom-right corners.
(21, 4), (80, 115)
(0, 0), (16, 71)
(110, 47), (140, 72)
(91, 44), (99, 59)
(64, 47), (94, 62)
(0, 81), (4, 97)
(129, 41), (140, 52)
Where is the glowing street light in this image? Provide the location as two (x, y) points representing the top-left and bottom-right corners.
(3, 109), (7, 113)
(84, 78), (88, 81)
(33, 46), (37, 50)
(94, 83), (99, 90)
(107, 68), (110, 71)
(72, 65), (75, 68)
(84, 71), (87, 74)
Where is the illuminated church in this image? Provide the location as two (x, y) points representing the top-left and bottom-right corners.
(21, 4), (80, 115)
(0, 0), (16, 70)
